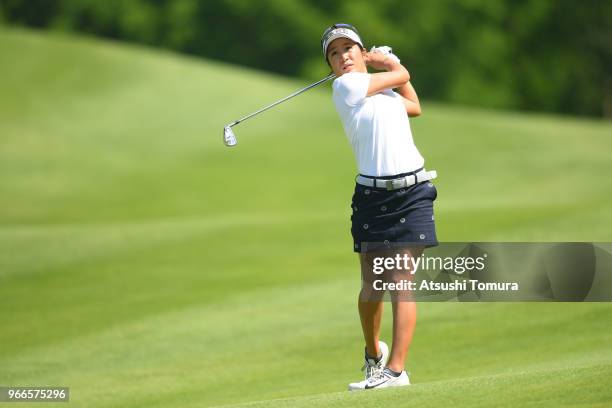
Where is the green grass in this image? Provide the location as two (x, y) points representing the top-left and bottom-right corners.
(0, 27), (611, 407)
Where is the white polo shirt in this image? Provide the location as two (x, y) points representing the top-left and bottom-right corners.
(332, 72), (425, 177)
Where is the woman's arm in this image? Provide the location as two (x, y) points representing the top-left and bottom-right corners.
(364, 52), (421, 116)
(396, 79), (422, 117)
(364, 52), (409, 97)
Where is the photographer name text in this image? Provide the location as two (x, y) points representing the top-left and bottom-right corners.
(373, 279), (519, 291)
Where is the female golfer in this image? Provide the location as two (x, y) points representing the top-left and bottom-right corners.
(321, 24), (438, 390)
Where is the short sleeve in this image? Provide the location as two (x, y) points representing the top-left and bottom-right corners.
(332, 72), (371, 107)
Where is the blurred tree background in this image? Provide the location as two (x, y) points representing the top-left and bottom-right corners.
(1, 0), (611, 118)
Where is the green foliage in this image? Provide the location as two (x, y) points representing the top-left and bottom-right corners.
(1, 0), (610, 117)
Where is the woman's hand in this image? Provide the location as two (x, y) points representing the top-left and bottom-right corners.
(364, 51), (394, 71)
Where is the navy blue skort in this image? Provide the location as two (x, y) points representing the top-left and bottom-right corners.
(350, 173), (438, 253)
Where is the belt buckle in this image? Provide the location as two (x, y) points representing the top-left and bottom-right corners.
(386, 179), (402, 191)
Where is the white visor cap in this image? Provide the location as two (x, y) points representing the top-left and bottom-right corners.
(322, 27), (364, 58)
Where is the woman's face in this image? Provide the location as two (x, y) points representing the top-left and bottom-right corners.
(326, 38), (367, 76)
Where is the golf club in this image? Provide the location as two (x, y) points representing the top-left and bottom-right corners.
(223, 73), (336, 147)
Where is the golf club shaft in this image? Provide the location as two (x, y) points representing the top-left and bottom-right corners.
(228, 73), (336, 127)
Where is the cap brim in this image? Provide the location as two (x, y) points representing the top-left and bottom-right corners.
(323, 30), (363, 57)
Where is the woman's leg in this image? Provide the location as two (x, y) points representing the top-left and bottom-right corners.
(358, 252), (385, 358)
(386, 246), (423, 372)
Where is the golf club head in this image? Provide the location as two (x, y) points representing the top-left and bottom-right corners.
(223, 125), (237, 147)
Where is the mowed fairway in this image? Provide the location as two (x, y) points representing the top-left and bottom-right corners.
(1, 27), (611, 407)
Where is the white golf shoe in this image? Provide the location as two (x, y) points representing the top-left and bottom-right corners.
(362, 340), (389, 381)
(348, 367), (410, 391)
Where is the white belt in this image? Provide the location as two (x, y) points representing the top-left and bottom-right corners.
(356, 169), (437, 191)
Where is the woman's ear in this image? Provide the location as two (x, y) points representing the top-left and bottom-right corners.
(361, 47), (369, 64)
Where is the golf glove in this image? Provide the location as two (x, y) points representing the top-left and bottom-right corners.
(370, 45), (400, 63)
